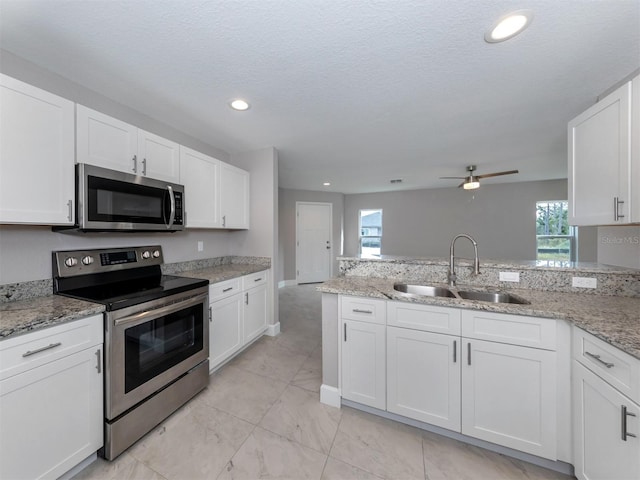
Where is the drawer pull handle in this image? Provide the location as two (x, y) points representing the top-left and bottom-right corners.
(95, 349), (101, 374)
(254, 278), (262, 282)
(622, 405), (637, 441)
(585, 351), (614, 368)
(222, 287), (234, 292)
(22, 342), (62, 357)
(352, 309), (373, 314)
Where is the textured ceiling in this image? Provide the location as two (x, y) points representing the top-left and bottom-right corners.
(1, 0), (639, 194)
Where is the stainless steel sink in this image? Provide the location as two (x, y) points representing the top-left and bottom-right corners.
(394, 283), (456, 298)
(455, 290), (530, 304)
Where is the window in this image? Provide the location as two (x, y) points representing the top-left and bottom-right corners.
(359, 209), (382, 256)
(536, 201), (575, 263)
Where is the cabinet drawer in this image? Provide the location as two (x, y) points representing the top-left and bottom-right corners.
(573, 326), (640, 404)
(0, 314), (103, 380)
(210, 278), (241, 302)
(242, 270), (268, 290)
(461, 310), (557, 350)
(340, 296), (386, 325)
(387, 301), (461, 335)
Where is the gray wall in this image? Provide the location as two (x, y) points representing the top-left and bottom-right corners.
(278, 188), (345, 283)
(344, 179), (598, 262)
(597, 226), (640, 268)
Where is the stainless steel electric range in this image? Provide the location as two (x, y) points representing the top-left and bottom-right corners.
(53, 245), (209, 460)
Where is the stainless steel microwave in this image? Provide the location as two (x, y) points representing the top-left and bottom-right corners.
(70, 163), (185, 232)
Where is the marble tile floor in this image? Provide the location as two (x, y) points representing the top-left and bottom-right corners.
(74, 284), (575, 480)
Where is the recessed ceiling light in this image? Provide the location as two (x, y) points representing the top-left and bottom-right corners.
(323, 182), (331, 186)
(230, 99), (250, 111)
(485, 10), (533, 43)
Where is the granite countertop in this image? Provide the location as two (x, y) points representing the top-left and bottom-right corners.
(319, 276), (640, 360)
(179, 263), (269, 284)
(0, 295), (105, 340)
(0, 263), (270, 341)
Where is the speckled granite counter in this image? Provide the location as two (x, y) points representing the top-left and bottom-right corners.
(319, 276), (640, 360)
(178, 263), (270, 284)
(0, 295), (105, 340)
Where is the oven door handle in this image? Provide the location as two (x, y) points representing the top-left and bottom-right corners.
(166, 185), (176, 229)
(114, 292), (207, 327)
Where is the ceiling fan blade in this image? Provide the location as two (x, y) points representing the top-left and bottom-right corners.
(476, 169), (519, 179)
(439, 176), (467, 179)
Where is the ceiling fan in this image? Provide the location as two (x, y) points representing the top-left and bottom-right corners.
(440, 165), (519, 190)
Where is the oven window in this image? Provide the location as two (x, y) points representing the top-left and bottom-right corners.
(124, 303), (204, 393)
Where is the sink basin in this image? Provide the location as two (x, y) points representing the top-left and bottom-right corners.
(456, 290), (530, 304)
(394, 283), (456, 298)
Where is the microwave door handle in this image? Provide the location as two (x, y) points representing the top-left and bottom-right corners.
(166, 185), (175, 229)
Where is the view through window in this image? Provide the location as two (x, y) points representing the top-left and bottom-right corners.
(536, 201), (574, 262)
(359, 209), (382, 256)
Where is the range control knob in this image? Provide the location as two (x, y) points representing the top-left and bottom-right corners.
(64, 257), (78, 268)
(82, 255), (94, 266)
(152, 250), (161, 258)
(141, 251), (151, 259)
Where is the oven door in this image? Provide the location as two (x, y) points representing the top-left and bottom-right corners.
(77, 163), (184, 231)
(106, 288), (208, 419)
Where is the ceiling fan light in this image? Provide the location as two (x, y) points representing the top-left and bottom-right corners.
(463, 179), (480, 190)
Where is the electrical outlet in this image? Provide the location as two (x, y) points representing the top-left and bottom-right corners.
(197, 241), (204, 252)
(572, 276), (597, 289)
(499, 271), (520, 282)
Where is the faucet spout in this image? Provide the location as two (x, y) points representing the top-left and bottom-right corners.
(448, 234), (480, 287)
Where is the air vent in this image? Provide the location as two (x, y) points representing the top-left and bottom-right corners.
(390, 179), (403, 184)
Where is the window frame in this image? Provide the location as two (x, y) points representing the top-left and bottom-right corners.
(535, 200), (576, 263)
(359, 209), (382, 256)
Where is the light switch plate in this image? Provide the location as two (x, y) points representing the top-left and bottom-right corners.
(197, 241), (204, 252)
(572, 276), (597, 289)
(499, 271), (520, 282)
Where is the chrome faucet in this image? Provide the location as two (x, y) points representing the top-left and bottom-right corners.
(448, 234), (480, 287)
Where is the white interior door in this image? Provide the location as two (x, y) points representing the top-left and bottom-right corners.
(296, 202), (332, 284)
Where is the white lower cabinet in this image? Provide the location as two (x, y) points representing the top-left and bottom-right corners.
(341, 296), (561, 461)
(572, 326), (640, 480)
(387, 326), (460, 430)
(462, 338), (557, 459)
(209, 270), (269, 371)
(209, 292), (243, 369)
(341, 319), (386, 410)
(0, 315), (103, 479)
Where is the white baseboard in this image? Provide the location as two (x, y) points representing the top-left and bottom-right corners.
(320, 384), (341, 408)
(278, 279), (298, 288)
(265, 322), (280, 336)
(58, 453), (97, 480)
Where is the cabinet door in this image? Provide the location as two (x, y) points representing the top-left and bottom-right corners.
(210, 293), (243, 371)
(462, 339), (557, 460)
(0, 74), (75, 225)
(220, 162), (250, 229)
(138, 129), (180, 182)
(0, 346), (103, 480)
(573, 361), (640, 480)
(243, 283), (267, 344)
(568, 80), (631, 225)
(179, 146), (221, 228)
(341, 319), (386, 410)
(387, 326), (460, 430)
(77, 104), (138, 174)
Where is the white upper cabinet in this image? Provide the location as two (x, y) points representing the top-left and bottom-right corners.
(77, 105), (180, 182)
(179, 146), (221, 228)
(568, 74), (639, 225)
(0, 74), (75, 225)
(137, 129), (180, 183)
(220, 162), (250, 229)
